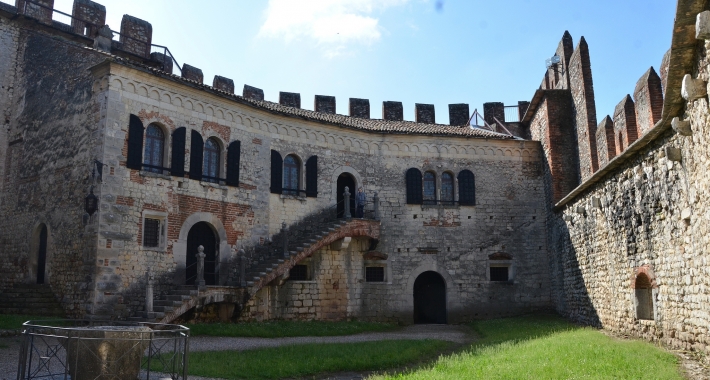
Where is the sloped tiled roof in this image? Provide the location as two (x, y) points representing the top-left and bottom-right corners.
(92, 47), (514, 140)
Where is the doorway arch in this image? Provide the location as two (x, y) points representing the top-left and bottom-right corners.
(186, 222), (218, 285)
(413, 271), (447, 324)
(336, 173), (356, 218)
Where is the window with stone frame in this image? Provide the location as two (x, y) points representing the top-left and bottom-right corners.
(423, 171), (436, 205)
(142, 211), (167, 250)
(441, 172), (454, 204)
(488, 252), (513, 282)
(289, 264), (309, 281)
(202, 138), (221, 183)
(143, 124), (165, 173)
(365, 266), (385, 282)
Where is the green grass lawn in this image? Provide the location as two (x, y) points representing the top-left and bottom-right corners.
(371, 314), (684, 380)
(154, 340), (451, 380)
(186, 320), (398, 338)
(0, 314), (50, 330)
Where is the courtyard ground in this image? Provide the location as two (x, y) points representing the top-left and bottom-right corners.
(0, 314), (707, 379)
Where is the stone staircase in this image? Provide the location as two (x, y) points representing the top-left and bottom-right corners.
(0, 284), (65, 316)
(133, 203), (381, 324)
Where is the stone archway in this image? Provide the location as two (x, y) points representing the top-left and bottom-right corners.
(174, 213), (231, 285)
(336, 173), (356, 218)
(186, 222), (218, 285)
(413, 271), (447, 324)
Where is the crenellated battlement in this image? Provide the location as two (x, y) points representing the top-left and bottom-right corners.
(3, 0), (499, 128)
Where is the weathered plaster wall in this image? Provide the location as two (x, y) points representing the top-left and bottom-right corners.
(0, 14), (20, 200)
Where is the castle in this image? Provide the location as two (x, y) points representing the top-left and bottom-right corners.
(1, 0), (709, 357)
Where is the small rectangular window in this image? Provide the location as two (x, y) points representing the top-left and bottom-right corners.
(490, 267), (509, 282)
(143, 218), (161, 247)
(365, 267), (385, 282)
(289, 265), (308, 281)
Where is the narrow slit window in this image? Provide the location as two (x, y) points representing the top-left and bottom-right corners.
(441, 172), (454, 204)
(283, 155), (300, 195)
(423, 172), (436, 205)
(203, 138), (220, 183)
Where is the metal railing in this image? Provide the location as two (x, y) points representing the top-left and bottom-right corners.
(17, 320), (189, 380)
(504, 105), (521, 123)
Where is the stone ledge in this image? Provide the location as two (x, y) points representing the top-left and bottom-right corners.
(139, 170), (171, 179)
(200, 181), (227, 189)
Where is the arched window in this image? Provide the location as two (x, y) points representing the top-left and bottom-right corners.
(441, 172), (454, 204)
(143, 124), (164, 173)
(283, 155), (300, 195)
(202, 138), (220, 183)
(423, 172), (436, 205)
(458, 170), (475, 205)
(634, 273), (654, 320)
(406, 168), (422, 205)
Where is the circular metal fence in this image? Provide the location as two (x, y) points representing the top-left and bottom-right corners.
(17, 320), (189, 380)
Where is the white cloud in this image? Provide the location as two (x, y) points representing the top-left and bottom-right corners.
(259, 0), (409, 57)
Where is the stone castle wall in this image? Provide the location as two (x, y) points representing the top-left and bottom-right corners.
(0, 18), (105, 317)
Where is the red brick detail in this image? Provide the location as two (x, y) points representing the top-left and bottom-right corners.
(138, 110), (176, 131)
(166, 194), (254, 246)
(144, 203), (166, 212)
(568, 37), (599, 178)
(363, 251), (387, 260)
(631, 265), (657, 289)
(595, 116), (616, 167)
(613, 95), (638, 154)
(106, 239), (112, 248)
(633, 67), (663, 136)
(129, 170), (145, 184)
(252, 138), (262, 145)
(116, 196), (135, 207)
(529, 90), (580, 203)
(203, 121), (230, 142)
(422, 212), (460, 227)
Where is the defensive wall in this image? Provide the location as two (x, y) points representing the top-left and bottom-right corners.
(523, 0), (710, 357)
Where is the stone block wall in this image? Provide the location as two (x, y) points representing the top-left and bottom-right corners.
(0, 22), (105, 317)
(547, 28), (710, 357)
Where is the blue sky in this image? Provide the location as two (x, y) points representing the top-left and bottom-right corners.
(8, 0), (676, 124)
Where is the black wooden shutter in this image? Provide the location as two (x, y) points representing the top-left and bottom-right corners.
(189, 130), (204, 180)
(226, 140), (241, 187)
(126, 114), (144, 170)
(458, 170), (476, 205)
(305, 155), (318, 197)
(406, 168), (423, 204)
(170, 127), (186, 177)
(270, 150), (283, 194)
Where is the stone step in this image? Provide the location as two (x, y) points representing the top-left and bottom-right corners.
(152, 305), (173, 313)
(165, 295), (190, 302)
(246, 281), (254, 286)
(172, 289), (199, 296)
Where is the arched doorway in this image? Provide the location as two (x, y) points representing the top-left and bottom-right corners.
(186, 222), (218, 285)
(413, 271), (447, 324)
(37, 224), (47, 284)
(336, 173), (356, 218)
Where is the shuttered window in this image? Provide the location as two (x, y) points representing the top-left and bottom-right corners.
(283, 155), (300, 195)
(126, 114), (144, 170)
(458, 170), (475, 205)
(305, 155), (318, 197)
(270, 150), (283, 194)
(170, 127), (186, 177)
(226, 141), (241, 187)
(405, 168), (423, 205)
(202, 138), (220, 183)
(189, 131), (204, 180)
(143, 124), (164, 173)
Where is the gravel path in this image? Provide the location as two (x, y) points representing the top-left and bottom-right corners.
(189, 324), (471, 352)
(0, 325), (471, 380)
